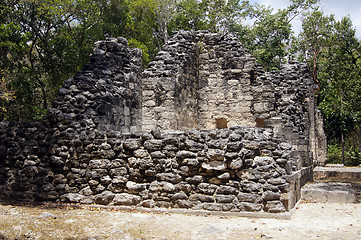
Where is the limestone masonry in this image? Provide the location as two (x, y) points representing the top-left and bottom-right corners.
(0, 31), (327, 213)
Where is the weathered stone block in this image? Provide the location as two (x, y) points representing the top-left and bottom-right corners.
(126, 181), (147, 193)
(241, 181), (262, 193)
(113, 193), (141, 206)
(176, 150), (197, 159)
(86, 169), (108, 179)
(242, 141), (260, 150)
(110, 167), (128, 177)
(197, 183), (218, 195)
(176, 182), (192, 194)
(217, 186), (238, 195)
(215, 194), (235, 203)
(182, 158), (199, 166)
(94, 191), (115, 204)
(237, 192), (262, 203)
(254, 156), (273, 166)
(268, 178), (287, 185)
(171, 192), (188, 201)
(264, 200), (286, 213)
(189, 194), (214, 203)
(238, 202), (263, 212)
(150, 151), (166, 159)
(149, 181), (175, 192)
(156, 173), (182, 184)
(229, 158), (243, 169)
(140, 199), (155, 208)
(133, 149), (150, 158)
(79, 186), (93, 196)
(185, 140), (204, 151)
(60, 193), (84, 203)
(263, 191), (281, 201)
(89, 159), (110, 169)
(206, 149), (224, 161)
(144, 139), (164, 151)
(208, 139), (227, 149)
(225, 152), (238, 159)
(123, 139), (141, 150)
(202, 203), (222, 211)
(201, 161), (226, 171)
(174, 199), (193, 208)
(226, 141), (243, 151)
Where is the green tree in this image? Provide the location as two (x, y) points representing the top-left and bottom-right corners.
(293, 8), (334, 85)
(169, 0), (207, 31)
(0, 70), (16, 120)
(169, 0), (248, 34)
(0, 0), (133, 120)
(155, 0), (176, 44)
(318, 16), (361, 164)
(241, 0), (318, 71)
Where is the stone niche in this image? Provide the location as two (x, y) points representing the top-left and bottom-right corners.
(0, 31), (327, 214)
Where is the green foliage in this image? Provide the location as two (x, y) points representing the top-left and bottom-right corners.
(128, 38), (150, 65)
(169, 0), (207, 31)
(0, 70), (15, 120)
(318, 16), (361, 143)
(295, 8), (361, 164)
(169, 0), (249, 34)
(241, 4), (291, 70)
(125, 0), (159, 60)
(327, 144), (361, 166)
(240, 0), (318, 71)
(293, 8), (334, 83)
(327, 144), (342, 164)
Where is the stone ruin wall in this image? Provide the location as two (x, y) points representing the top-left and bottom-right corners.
(142, 31), (260, 131)
(0, 31), (327, 214)
(142, 31), (327, 166)
(0, 122), (299, 213)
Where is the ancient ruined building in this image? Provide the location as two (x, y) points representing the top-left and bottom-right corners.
(0, 31), (326, 214)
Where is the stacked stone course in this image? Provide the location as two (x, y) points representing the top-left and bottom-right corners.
(0, 123), (296, 213)
(0, 31), (326, 214)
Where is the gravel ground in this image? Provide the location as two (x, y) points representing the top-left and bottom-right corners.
(1, 201), (361, 240)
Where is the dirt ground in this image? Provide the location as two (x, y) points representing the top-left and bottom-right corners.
(1, 201), (361, 240)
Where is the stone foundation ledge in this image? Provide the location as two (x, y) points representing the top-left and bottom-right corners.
(314, 166), (361, 179)
(6, 202), (294, 220)
(301, 182), (357, 204)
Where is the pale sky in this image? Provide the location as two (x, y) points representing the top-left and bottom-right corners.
(250, 0), (361, 38)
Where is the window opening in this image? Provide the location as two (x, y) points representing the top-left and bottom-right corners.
(216, 118), (228, 129)
(256, 118), (265, 128)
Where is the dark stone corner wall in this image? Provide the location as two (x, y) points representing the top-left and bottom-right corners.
(0, 31), (326, 214)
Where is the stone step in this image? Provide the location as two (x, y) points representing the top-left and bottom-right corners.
(314, 166), (361, 179)
(301, 182), (357, 203)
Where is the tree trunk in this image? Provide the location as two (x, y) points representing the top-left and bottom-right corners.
(41, 86), (48, 110)
(341, 131), (345, 166)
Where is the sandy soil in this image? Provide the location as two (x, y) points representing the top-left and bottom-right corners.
(1, 201), (361, 240)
